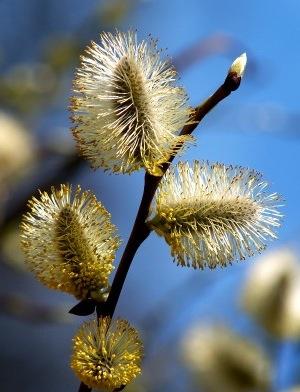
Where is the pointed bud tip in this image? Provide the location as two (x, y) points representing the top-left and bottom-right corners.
(229, 52), (247, 78)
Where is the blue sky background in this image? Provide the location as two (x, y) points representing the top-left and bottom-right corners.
(0, 0), (300, 391)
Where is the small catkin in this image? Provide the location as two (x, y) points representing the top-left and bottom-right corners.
(71, 317), (143, 391)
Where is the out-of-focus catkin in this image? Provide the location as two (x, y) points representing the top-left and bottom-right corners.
(242, 248), (300, 339)
(181, 324), (271, 392)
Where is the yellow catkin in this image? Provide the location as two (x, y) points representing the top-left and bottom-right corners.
(71, 317), (143, 391)
(20, 184), (120, 300)
(70, 30), (192, 176)
(148, 161), (282, 268)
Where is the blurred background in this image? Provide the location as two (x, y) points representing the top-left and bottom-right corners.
(0, 0), (300, 391)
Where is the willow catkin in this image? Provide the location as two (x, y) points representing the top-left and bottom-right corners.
(70, 30), (191, 176)
(20, 184), (120, 300)
(71, 317), (143, 391)
(148, 161), (282, 268)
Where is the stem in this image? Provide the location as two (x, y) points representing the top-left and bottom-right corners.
(180, 71), (241, 137)
(99, 173), (160, 317)
(78, 70), (242, 391)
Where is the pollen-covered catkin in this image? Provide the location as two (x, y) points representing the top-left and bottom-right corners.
(70, 30), (191, 176)
(20, 184), (120, 300)
(148, 161), (282, 268)
(71, 317), (143, 391)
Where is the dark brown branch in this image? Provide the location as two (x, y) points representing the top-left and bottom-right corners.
(79, 69), (243, 392)
(180, 71), (242, 137)
(99, 173), (159, 318)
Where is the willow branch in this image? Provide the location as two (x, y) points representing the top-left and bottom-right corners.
(98, 69), (243, 320)
(79, 67), (244, 392)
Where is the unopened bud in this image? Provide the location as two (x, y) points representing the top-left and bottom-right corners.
(229, 52), (247, 77)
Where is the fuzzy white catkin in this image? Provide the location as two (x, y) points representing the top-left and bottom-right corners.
(70, 30), (191, 176)
(148, 161), (282, 269)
